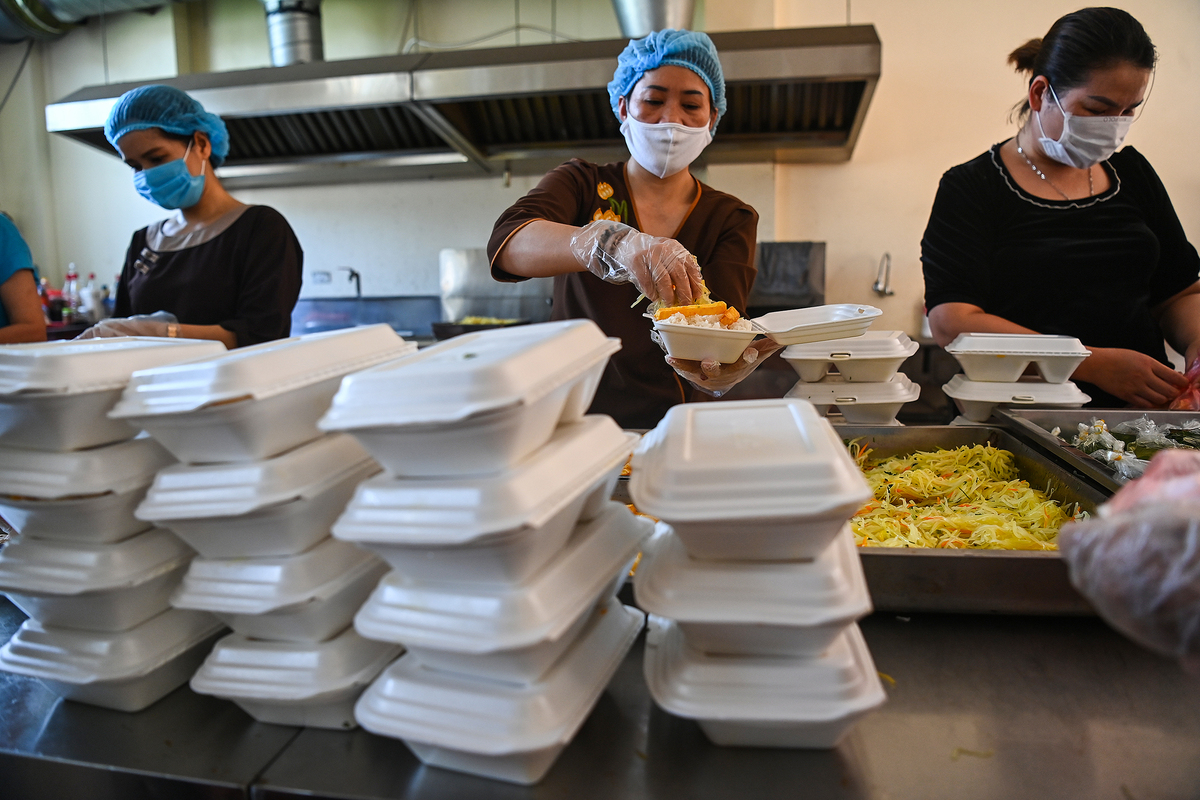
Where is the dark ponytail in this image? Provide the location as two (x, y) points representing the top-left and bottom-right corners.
(1008, 7), (1156, 120)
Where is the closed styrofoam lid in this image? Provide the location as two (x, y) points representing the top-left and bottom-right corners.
(355, 599), (643, 755)
(0, 338), (226, 396)
(634, 524), (871, 626)
(942, 374), (1092, 403)
(0, 608), (224, 684)
(782, 331), (918, 360)
(110, 325), (415, 418)
(0, 528), (193, 595)
(752, 305), (881, 336)
(645, 617), (886, 721)
(319, 319), (620, 429)
(0, 435), (176, 500)
(172, 537), (380, 615)
(784, 374), (920, 404)
(946, 333), (1089, 356)
(354, 502), (651, 653)
(629, 399), (871, 521)
(334, 417), (639, 545)
(137, 433), (378, 521)
(191, 626), (403, 701)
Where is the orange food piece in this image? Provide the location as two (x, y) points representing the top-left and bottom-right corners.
(653, 301), (727, 321)
(719, 307), (741, 327)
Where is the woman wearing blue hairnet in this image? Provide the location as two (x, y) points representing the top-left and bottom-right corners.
(78, 85), (302, 348)
(487, 30), (766, 429)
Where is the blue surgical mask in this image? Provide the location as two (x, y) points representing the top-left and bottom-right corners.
(133, 141), (206, 209)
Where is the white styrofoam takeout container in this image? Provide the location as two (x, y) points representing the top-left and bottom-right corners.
(318, 320), (621, 478)
(0, 485), (153, 544)
(634, 524), (871, 656)
(136, 433), (380, 559)
(0, 528), (194, 632)
(0, 338), (227, 452)
(643, 617), (886, 748)
(191, 626), (402, 729)
(629, 399), (872, 561)
(945, 333), (1091, 383)
(784, 374), (921, 425)
(782, 330), (919, 383)
(355, 598), (643, 785)
(0, 608), (224, 712)
(333, 417), (639, 587)
(0, 435), (175, 500)
(172, 536), (386, 643)
(109, 325), (415, 464)
(752, 305), (882, 346)
(354, 501), (651, 658)
(941, 374), (1092, 423)
(651, 317), (759, 364)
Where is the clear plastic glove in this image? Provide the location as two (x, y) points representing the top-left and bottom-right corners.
(662, 338), (784, 397)
(76, 311), (178, 339)
(569, 220), (702, 307)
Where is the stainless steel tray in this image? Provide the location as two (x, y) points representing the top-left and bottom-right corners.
(834, 425), (1110, 616)
(994, 408), (1200, 494)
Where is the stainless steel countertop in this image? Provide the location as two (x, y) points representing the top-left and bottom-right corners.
(2, 596), (1199, 800)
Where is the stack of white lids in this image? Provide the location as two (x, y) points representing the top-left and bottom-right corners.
(942, 334), (1091, 422)
(316, 320), (648, 784)
(630, 399), (885, 748)
(783, 331), (920, 426)
(0, 338), (230, 711)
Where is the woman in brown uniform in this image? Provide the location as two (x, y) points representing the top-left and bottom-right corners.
(488, 30), (762, 429)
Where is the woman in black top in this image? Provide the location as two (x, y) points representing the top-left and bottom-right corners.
(79, 85), (302, 348)
(922, 8), (1200, 408)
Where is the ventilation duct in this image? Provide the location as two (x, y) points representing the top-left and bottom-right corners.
(611, 0), (695, 38)
(263, 0), (323, 67)
(0, 0), (165, 42)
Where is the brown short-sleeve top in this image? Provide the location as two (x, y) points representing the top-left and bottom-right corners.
(487, 159), (758, 429)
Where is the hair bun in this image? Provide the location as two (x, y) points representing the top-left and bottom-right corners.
(1007, 37), (1042, 73)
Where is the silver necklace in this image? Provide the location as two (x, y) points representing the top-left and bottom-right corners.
(1015, 130), (1092, 200)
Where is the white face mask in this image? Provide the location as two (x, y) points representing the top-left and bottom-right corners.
(620, 116), (713, 179)
(1035, 84), (1132, 169)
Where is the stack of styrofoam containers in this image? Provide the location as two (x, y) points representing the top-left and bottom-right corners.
(783, 331), (921, 426)
(318, 319), (652, 785)
(941, 333), (1091, 423)
(0, 338), (231, 711)
(108, 325), (416, 728)
(629, 399), (887, 748)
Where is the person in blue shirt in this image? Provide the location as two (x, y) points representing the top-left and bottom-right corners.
(0, 213), (47, 344)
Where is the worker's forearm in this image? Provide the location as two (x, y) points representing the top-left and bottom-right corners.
(1159, 291), (1200, 367)
(0, 322), (47, 343)
(496, 220), (587, 279)
(179, 323), (237, 349)
(927, 303), (1039, 348)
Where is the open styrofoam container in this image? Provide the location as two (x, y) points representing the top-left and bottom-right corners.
(354, 501), (651, 655)
(942, 374), (1091, 423)
(629, 399), (871, 561)
(318, 320), (621, 478)
(0, 608), (224, 712)
(634, 524), (870, 657)
(752, 305), (881, 346)
(0, 435), (175, 500)
(0, 484), (153, 544)
(136, 433), (379, 559)
(945, 333), (1090, 383)
(650, 318), (759, 364)
(109, 325), (415, 464)
(782, 331), (918, 383)
(191, 626), (402, 729)
(784, 374), (920, 425)
(644, 617), (886, 748)
(355, 598), (643, 785)
(334, 417), (639, 587)
(0, 338), (227, 452)
(0, 528), (194, 632)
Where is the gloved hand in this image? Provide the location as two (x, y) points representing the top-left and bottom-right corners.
(76, 311), (178, 339)
(570, 220), (702, 307)
(661, 337), (784, 397)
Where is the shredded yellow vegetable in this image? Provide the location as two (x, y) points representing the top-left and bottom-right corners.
(847, 441), (1085, 550)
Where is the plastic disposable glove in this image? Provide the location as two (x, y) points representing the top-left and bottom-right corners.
(661, 337), (784, 397)
(570, 220), (702, 307)
(76, 311), (178, 339)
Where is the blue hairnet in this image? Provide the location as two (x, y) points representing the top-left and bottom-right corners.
(105, 85), (231, 168)
(607, 29), (726, 131)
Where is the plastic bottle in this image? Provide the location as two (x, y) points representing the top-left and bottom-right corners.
(62, 265), (80, 323)
(84, 273), (106, 323)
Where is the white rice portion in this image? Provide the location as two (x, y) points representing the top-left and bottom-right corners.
(663, 312), (753, 331)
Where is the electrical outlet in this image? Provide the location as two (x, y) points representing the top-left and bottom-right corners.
(311, 271), (332, 284)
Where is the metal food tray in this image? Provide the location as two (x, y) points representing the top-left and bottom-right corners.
(834, 425), (1110, 616)
(993, 408), (1200, 494)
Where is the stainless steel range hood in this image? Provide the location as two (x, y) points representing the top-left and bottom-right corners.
(45, 25), (880, 188)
